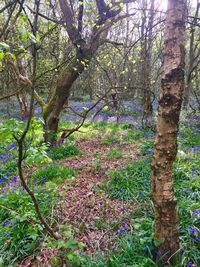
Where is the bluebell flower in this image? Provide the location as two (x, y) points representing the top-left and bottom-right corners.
(121, 222), (126, 227)
(192, 210), (200, 215)
(12, 176), (17, 183)
(187, 262), (192, 267)
(189, 227), (199, 239)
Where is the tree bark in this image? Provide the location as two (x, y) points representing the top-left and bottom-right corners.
(43, 49), (94, 144)
(17, 92), (29, 119)
(183, 0), (199, 108)
(151, 0), (186, 264)
(140, 0), (155, 117)
(16, 57), (29, 119)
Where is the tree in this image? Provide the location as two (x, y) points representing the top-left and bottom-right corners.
(140, 0), (155, 117)
(151, 0), (186, 264)
(183, 0), (200, 108)
(41, 0), (134, 144)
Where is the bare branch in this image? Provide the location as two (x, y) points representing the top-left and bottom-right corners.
(0, 0), (16, 13)
(59, 89), (112, 143)
(58, 0), (79, 43)
(78, 0), (84, 36)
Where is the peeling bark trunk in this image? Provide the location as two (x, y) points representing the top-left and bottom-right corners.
(151, 0), (186, 264)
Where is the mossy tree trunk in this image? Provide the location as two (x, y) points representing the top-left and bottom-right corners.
(41, 0), (125, 144)
(151, 0), (186, 264)
(43, 52), (91, 143)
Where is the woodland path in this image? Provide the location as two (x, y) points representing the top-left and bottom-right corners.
(19, 135), (139, 266)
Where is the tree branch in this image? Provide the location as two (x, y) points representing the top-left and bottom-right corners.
(58, 0), (80, 43)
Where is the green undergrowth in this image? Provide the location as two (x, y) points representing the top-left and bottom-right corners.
(32, 163), (76, 185)
(104, 158), (151, 201)
(102, 134), (121, 145)
(0, 182), (56, 265)
(86, 130), (200, 266)
(0, 162), (77, 265)
(0, 116), (199, 266)
(106, 148), (122, 160)
(0, 118), (81, 266)
(91, 121), (128, 133)
(125, 128), (153, 142)
(48, 142), (81, 160)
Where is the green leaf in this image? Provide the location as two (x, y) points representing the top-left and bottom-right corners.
(66, 253), (75, 260)
(0, 52), (5, 60)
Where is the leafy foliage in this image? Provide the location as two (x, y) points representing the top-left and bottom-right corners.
(48, 143), (81, 160)
(32, 163), (76, 185)
(104, 158), (151, 201)
(0, 181), (56, 265)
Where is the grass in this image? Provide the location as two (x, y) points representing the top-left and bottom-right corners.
(125, 128), (153, 142)
(88, 123), (200, 266)
(48, 142), (81, 160)
(0, 181), (56, 265)
(0, 113), (200, 266)
(104, 158), (151, 201)
(102, 134), (121, 145)
(107, 148), (122, 160)
(32, 163), (76, 185)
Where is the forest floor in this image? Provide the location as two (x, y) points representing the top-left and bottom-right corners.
(0, 112), (199, 267)
(18, 131), (141, 266)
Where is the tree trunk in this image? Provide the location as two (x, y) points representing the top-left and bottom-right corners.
(16, 57), (29, 119)
(183, 0), (199, 108)
(17, 92), (29, 119)
(151, 0), (186, 264)
(140, 0), (155, 117)
(43, 50), (93, 144)
(143, 0), (155, 117)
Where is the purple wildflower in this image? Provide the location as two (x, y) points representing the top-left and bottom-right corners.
(192, 210), (200, 215)
(12, 176), (17, 183)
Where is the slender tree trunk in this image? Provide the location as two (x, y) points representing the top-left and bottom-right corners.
(17, 92), (29, 119)
(151, 0), (186, 264)
(183, 0), (199, 108)
(140, 0), (155, 117)
(17, 57), (29, 119)
(143, 0), (155, 117)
